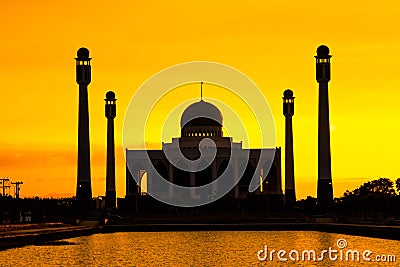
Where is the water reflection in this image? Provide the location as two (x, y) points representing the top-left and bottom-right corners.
(0, 231), (399, 266)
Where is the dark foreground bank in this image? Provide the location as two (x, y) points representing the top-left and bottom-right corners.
(0, 225), (99, 250)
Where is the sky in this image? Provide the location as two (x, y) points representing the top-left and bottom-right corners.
(1, 0), (400, 199)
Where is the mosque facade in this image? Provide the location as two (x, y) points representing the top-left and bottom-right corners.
(125, 99), (283, 212)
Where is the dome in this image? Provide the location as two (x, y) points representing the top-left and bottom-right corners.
(77, 47), (90, 59)
(106, 91), (116, 100)
(317, 45), (330, 56)
(180, 100), (223, 128)
(283, 89), (293, 98)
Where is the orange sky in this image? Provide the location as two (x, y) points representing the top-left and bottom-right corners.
(1, 1), (400, 199)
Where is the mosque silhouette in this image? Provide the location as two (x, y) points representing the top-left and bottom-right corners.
(125, 87), (283, 212)
(74, 45), (334, 214)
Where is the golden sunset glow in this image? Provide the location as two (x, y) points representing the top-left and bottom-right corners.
(1, 1), (400, 199)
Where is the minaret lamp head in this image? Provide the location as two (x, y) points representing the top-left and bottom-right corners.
(75, 47), (92, 84)
(283, 89), (295, 117)
(315, 45), (332, 82)
(105, 91), (117, 119)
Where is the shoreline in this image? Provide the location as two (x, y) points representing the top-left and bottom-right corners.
(0, 226), (99, 251)
(1, 222), (399, 251)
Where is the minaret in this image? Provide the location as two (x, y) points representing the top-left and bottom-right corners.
(105, 91), (117, 210)
(283, 89), (296, 208)
(315, 45), (334, 209)
(75, 47), (93, 215)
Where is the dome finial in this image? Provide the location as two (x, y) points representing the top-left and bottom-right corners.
(283, 89), (294, 99)
(77, 47), (90, 59)
(317, 45), (330, 56)
(200, 82), (203, 101)
(106, 91), (116, 100)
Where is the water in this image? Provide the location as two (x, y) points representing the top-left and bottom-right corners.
(1, 231), (399, 266)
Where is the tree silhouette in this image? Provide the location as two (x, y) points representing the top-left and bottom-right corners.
(395, 178), (400, 195)
(350, 178), (396, 197)
(336, 178), (398, 220)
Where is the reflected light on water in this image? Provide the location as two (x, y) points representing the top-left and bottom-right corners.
(0, 231), (399, 266)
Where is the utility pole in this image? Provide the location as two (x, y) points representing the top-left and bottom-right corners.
(0, 178), (10, 196)
(4, 184), (10, 196)
(11, 181), (23, 199)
